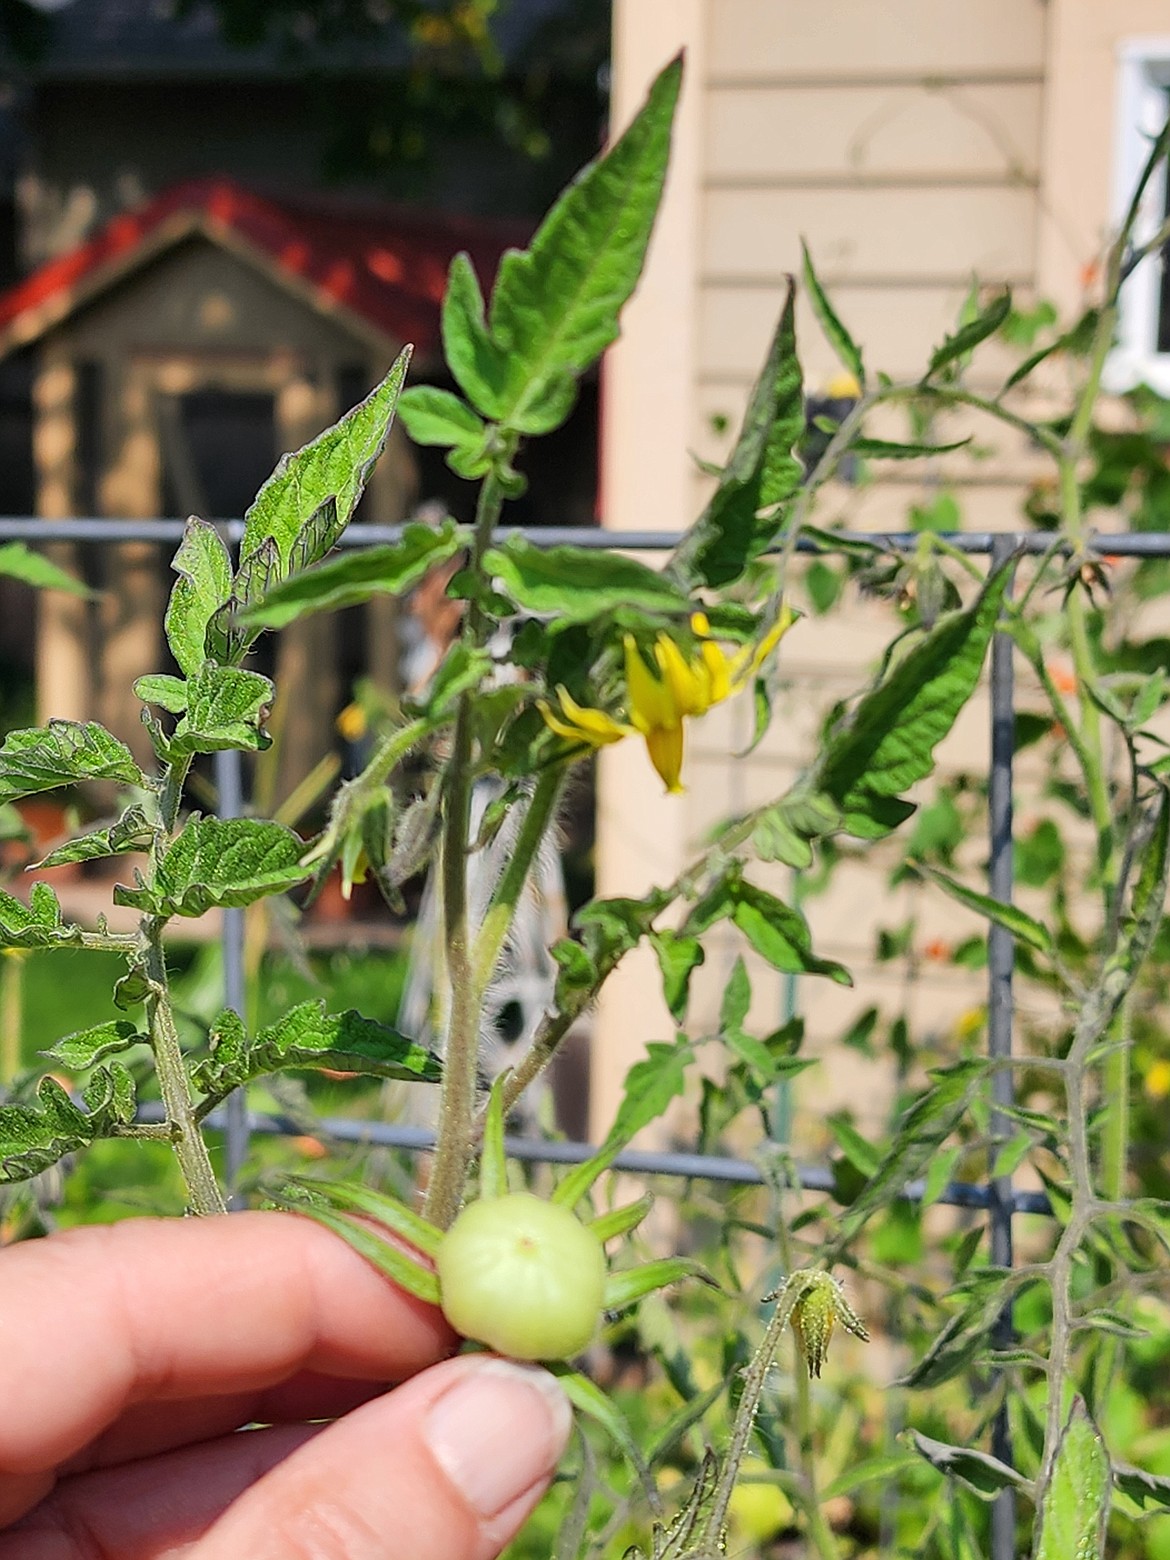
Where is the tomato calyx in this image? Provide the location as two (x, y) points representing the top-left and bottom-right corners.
(273, 1170), (713, 1363)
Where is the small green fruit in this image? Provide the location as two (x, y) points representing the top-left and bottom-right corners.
(437, 1192), (607, 1361)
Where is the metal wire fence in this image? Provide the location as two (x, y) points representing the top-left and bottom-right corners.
(9, 515), (1163, 1559)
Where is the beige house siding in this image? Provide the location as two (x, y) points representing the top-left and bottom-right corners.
(594, 0), (1068, 1140)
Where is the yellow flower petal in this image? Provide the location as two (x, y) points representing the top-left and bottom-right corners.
(539, 688), (632, 747)
(730, 602), (797, 691)
(698, 638), (734, 704)
(644, 723), (686, 793)
(624, 635), (676, 734)
(655, 633), (709, 717)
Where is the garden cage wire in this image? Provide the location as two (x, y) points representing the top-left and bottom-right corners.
(7, 513), (1170, 1560)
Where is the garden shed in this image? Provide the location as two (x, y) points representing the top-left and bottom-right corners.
(0, 175), (521, 790)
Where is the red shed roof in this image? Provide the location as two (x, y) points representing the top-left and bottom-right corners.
(0, 177), (529, 355)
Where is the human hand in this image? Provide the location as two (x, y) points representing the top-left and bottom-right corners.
(0, 1212), (572, 1558)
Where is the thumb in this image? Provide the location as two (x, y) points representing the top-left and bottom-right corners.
(194, 1355), (572, 1560)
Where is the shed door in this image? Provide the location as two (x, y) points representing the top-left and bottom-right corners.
(157, 387), (276, 521)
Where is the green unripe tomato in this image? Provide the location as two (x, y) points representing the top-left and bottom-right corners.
(437, 1192), (607, 1361)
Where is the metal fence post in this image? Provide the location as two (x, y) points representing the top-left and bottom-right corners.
(988, 534), (1018, 1558)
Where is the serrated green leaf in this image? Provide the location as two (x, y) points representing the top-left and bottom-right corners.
(41, 1019), (144, 1070)
(0, 542), (92, 596)
(0, 883), (83, 949)
(418, 643), (492, 722)
(0, 720), (144, 805)
(1002, 311), (1098, 392)
(242, 518), (469, 631)
(113, 816), (310, 918)
(32, 804), (153, 869)
(134, 674), (188, 714)
(752, 805), (815, 869)
(397, 385), (485, 448)
(816, 565), (1010, 838)
(827, 1113), (882, 1178)
(483, 536), (691, 621)
(908, 1431), (1033, 1500)
(603, 1257), (713, 1312)
(920, 865), (1055, 957)
(287, 494), (345, 578)
(164, 517), (233, 677)
(648, 929), (704, 1023)
(170, 664), (274, 755)
(84, 1060), (137, 1127)
(241, 346), (412, 571)
(196, 998), (440, 1101)
(671, 281), (804, 589)
(0, 1076), (100, 1182)
(208, 536), (280, 662)
(113, 968), (151, 1011)
(482, 56), (681, 435)
(801, 240), (864, 388)
(924, 290), (1012, 380)
(1035, 1400), (1110, 1560)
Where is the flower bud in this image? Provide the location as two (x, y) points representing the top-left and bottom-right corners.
(778, 1270), (869, 1379)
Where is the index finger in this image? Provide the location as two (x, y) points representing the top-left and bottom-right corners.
(0, 1212), (453, 1482)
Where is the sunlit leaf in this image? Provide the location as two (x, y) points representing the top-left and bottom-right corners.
(113, 817), (310, 917)
(241, 346), (412, 570)
(816, 565), (1011, 837)
(483, 536), (690, 621)
(243, 518), (469, 630)
(41, 1019), (145, 1071)
(0, 720), (144, 805)
(163, 517), (233, 677)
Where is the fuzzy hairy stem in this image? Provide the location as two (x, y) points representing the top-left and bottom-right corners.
(697, 1287), (803, 1556)
(143, 921), (226, 1215)
(422, 468), (507, 1229)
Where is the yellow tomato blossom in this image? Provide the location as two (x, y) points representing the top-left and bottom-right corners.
(539, 604), (795, 794)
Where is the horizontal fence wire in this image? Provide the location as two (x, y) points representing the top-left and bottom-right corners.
(7, 516), (1170, 554)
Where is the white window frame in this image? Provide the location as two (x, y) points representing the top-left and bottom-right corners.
(1105, 38), (1170, 396)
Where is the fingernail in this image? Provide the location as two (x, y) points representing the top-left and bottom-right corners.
(424, 1358), (572, 1519)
